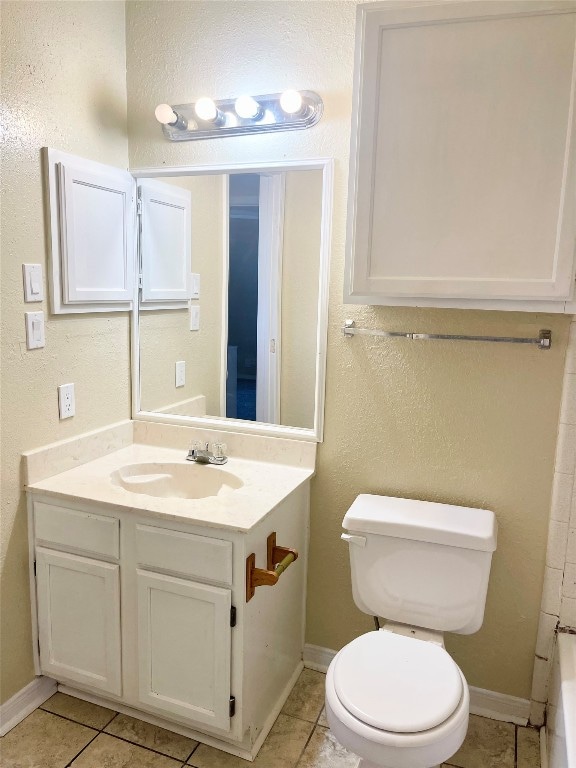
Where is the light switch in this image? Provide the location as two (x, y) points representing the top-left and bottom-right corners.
(25, 311), (45, 349)
(191, 273), (200, 299)
(190, 304), (200, 331)
(175, 360), (186, 388)
(22, 264), (44, 302)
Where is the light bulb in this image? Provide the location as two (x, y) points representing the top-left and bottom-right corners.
(234, 95), (262, 120)
(194, 97), (218, 122)
(280, 89), (304, 115)
(154, 104), (190, 131)
(155, 103), (178, 125)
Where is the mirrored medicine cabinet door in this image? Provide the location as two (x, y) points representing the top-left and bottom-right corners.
(132, 159), (333, 441)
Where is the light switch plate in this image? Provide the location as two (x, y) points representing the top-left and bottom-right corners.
(190, 305), (200, 331)
(191, 273), (200, 299)
(175, 360), (186, 387)
(25, 311), (45, 349)
(58, 383), (75, 419)
(23, 264), (44, 302)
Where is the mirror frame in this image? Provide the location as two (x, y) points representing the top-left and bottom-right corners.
(131, 158), (334, 442)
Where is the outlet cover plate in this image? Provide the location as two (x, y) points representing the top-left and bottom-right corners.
(175, 361), (185, 388)
(58, 383), (75, 419)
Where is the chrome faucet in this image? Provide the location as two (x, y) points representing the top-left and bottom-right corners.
(186, 441), (228, 465)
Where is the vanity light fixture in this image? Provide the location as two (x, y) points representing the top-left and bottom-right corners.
(155, 90), (323, 141)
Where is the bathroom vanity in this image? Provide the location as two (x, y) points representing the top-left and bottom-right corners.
(25, 422), (314, 760)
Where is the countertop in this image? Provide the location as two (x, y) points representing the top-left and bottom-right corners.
(26, 443), (314, 532)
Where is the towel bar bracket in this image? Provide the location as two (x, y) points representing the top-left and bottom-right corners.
(246, 532), (299, 602)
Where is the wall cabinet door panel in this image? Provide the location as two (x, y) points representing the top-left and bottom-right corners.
(136, 570), (231, 731)
(138, 179), (191, 306)
(58, 159), (134, 303)
(35, 547), (122, 695)
(46, 148), (135, 313)
(346, 2), (576, 305)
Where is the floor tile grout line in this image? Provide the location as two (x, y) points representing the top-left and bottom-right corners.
(37, 707), (101, 733)
(38, 702), (118, 733)
(184, 740), (200, 764)
(101, 711), (119, 731)
(39, 705), (195, 763)
(97, 729), (191, 761)
(64, 729), (101, 767)
(294, 715), (323, 767)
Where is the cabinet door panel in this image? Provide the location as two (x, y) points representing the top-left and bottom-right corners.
(58, 160), (135, 303)
(347, 2), (576, 302)
(36, 547), (121, 695)
(139, 179), (191, 305)
(137, 570), (231, 731)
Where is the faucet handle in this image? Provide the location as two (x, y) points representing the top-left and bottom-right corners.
(212, 442), (227, 460)
(188, 440), (203, 457)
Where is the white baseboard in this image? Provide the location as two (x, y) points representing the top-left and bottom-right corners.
(0, 676), (57, 736)
(303, 643), (530, 726)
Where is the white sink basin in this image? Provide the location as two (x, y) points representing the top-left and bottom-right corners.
(111, 462), (244, 499)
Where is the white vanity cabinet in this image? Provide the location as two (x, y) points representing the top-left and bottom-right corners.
(28, 484), (309, 760)
(345, 1), (576, 312)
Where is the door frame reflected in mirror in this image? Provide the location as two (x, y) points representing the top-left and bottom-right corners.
(131, 158), (333, 442)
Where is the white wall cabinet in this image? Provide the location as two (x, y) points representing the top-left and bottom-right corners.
(35, 547), (122, 695)
(345, 1), (576, 312)
(46, 150), (193, 314)
(29, 487), (309, 760)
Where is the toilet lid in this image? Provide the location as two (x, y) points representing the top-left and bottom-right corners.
(333, 631), (463, 734)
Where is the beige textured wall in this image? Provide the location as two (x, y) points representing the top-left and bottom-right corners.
(139, 175), (223, 415)
(281, 170), (323, 430)
(126, 0), (572, 700)
(0, 1), (129, 703)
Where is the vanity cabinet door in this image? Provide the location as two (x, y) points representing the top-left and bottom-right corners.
(35, 547), (122, 695)
(136, 570), (232, 731)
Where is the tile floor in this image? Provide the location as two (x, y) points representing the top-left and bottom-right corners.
(0, 669), (541, 768)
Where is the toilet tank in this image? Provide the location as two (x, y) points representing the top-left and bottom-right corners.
(343, 495), (497, 634)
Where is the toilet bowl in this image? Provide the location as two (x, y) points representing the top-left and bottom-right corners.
(327, 494), (497, 768)
(325, 629), (469, 768)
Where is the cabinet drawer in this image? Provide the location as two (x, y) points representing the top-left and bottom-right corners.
(34, 501), (119, 560)
(135, 524), (232, 586)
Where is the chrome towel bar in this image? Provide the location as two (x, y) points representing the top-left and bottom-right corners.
(343, 320), (552, 350)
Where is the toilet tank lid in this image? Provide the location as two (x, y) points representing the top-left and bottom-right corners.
(343, 495), (497, 552)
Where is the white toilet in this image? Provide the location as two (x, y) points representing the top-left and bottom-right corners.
(325, 494), (498, 768)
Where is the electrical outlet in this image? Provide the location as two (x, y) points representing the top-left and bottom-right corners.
(58, 383), (75, 419)
(175, 361), (186, 388)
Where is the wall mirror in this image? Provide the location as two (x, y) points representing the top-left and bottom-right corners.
(132, 159), (333, 441)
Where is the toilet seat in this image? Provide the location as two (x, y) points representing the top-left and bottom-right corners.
(325, 636), (470, 768)
(333, 631), (463, 733)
